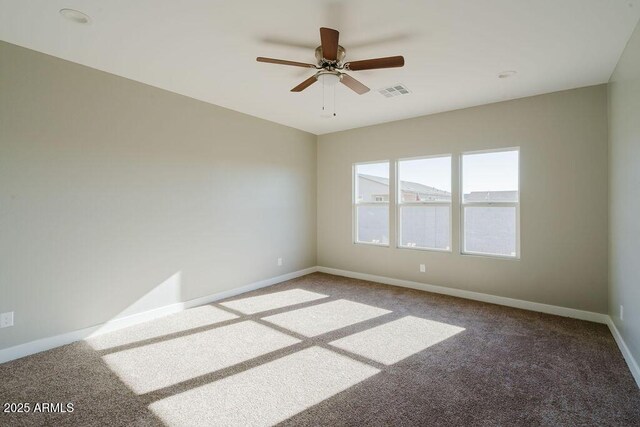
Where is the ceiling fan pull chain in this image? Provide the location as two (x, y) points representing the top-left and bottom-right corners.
(333, 83), (337, 117)
(322, 76), (325, 111)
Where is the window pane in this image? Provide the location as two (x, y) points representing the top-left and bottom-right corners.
(356, 162), (389, 203)
(463, 206), (517, 257)
(398, 157), (451, 202)
(400, 206), (450, 250)
(357, 205), (389, 245)
(463, 150), (519, 202)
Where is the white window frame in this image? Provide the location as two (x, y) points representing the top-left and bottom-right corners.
(460, 147), (521, 259)
(396, 154), (452, 252)
(353, 160), (390, 247)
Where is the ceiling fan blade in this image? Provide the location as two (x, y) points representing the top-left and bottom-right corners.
(345, 56), (405, 71)
(340, 74), (370, 95)
(320, 27), (339, 61)
(256, 57), (316, 68)
(291, 75), (318, 92)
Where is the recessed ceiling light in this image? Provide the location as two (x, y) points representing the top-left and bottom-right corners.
(59, 9), (91, 24)
(498, 70), (517, 79)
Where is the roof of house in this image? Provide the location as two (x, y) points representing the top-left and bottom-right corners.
(359, 174), (518, 202)
(359, 174), (451, 197)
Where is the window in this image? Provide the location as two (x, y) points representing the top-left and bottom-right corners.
(354, 161), (390, 245)
(397, 156), (451, 251)
(461, 148), (519, 258)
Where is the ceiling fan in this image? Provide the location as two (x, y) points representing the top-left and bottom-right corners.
(257, 27), (405, 95)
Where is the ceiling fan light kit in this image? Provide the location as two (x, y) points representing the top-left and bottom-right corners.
(317, 71), (341, 87)
(257, 27), (405, 117)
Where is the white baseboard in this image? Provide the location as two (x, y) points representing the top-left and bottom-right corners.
(0, 266), (318, 364)
(317, 267), (608, 324)
(607, 317), (640, 388)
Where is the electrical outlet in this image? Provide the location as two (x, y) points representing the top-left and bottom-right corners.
(419, 264), (426, 273)
(0, 311), (14, 328)
(620, 305), (624, 321)
(277, 257), (283, 266)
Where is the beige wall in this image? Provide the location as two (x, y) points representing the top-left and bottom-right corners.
(0, 41), (317, 349)
(609, 22), (640, 363)
(318, 85), (609, 313)
(0, 38), (617, 353)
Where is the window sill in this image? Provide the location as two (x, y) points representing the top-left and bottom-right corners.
(397, 245), (452, 254)
(461, 251), (520, 260)
(354, 241), (389, 248)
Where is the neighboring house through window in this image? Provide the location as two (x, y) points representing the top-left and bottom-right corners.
(397, 155), (452, 251)
(354, 161), (390, 245)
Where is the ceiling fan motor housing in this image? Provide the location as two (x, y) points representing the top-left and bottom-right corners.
(315, 45), (346, 67)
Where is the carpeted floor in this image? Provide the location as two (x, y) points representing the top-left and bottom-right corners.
(1, 272), (639, 426)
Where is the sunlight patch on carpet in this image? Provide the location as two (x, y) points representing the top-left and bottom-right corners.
(86, 305), (238, 350)
(102, 321), (299, 393)
(263, 299), (391, 337)
(330, 316), (465, 365)
(149, 346), (379, 426)
(220, 288), (327, 314)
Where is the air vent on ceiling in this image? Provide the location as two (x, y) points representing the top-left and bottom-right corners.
(378, 84), (410, 98)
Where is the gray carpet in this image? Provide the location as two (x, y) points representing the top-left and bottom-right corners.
(1, 272), (638, 426)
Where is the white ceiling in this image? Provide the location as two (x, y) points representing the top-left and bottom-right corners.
(1, 0), (639, 135)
